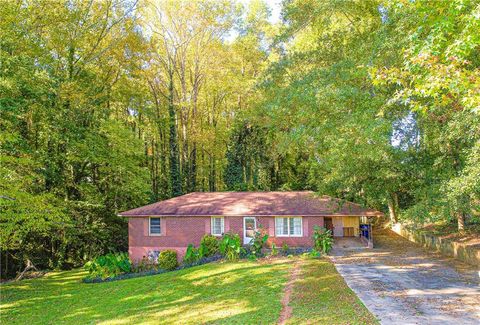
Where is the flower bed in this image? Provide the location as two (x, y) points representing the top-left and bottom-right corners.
(83, 229), (330, 283)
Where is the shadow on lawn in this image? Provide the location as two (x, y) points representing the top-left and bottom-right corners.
(1, 260), (291, 324)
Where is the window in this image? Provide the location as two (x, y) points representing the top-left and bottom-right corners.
(211, 217), (224, 236)
(275, 217), (302, 237)
(149, 217), (161, 235)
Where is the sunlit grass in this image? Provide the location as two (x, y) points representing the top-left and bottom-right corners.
(1, 257), (378, 324)
(0, 259), (291, 324)
(287, 258), (378, 324)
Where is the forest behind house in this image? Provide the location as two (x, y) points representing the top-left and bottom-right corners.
(1, 0), (479, 278)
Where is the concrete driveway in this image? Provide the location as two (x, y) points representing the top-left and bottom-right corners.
(330, 230), (480, 325)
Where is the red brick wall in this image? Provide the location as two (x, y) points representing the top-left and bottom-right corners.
(128, 216), (325, 262)
(129, 216), (210, 262)
(256, 216), (325, 247)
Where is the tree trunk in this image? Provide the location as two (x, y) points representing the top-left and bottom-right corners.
(209, 155), (216, 191)
(457, 211), (465, 234)
(387, 193), (398, 223)
(168, 70), (182, 197)
(15, 259), (37, 282)
(189, 143), (197, 191)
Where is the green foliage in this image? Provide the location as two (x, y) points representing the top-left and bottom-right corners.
(281, 243), (289, 255)
(158, 250), (178, 271)
(183, 235), (219, 264)
(131, 257), (159, 273)
(270, 243), (278, 256)
(312, 226), (334, 254)
(183, 244), (202, 265)
(219, 232), (243, 261)
(249, 230), (269, 258)
(308, 249), (321, 258)
(199, 235), (219, 257)
(256, 0), (480, 233)
(84, 253), (131, 280)
(0, 0), (151, 278)
(224, 122), (271, 191)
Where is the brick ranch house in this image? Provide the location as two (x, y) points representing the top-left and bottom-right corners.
(119, 191), (384, 262)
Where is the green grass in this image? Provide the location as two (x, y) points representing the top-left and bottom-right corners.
(287, 259), (378, 325)
(1, 257), (377, 324)
(1, 260), (291, 324)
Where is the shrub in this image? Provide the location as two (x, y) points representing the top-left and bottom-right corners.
(270, 243), (278, 256)
(313, 225), (334, 254)
(219, 232), (243, 261)
(158, 250), (178, 270)
(84, 252), (131, 280)
(281, 242), (289, 255)
(308, 248), (321, 258)
(132, 256), (159, 273)
(200, 234), (219, 257)
(183, 244), (202, 264)
(249, 230), (268, 258)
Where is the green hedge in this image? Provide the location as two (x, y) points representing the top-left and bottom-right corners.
(200, 234), (219, 257)
(158, 250), (178, 270)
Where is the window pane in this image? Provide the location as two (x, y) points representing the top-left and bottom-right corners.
(150, 218), (161, 234)
(212, 217), (224, 235)
(245, 218), (255, 238)
(292, 217), (302, 235)
(289, 218), (294, 235)
(275, 218), (282, 235)
(275, 218), (287, 236)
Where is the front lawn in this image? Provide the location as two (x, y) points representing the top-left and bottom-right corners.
(288, 258), (378, 324)
(1, 257), (376, 324)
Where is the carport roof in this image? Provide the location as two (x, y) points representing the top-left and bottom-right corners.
(119, 191), (384, 217)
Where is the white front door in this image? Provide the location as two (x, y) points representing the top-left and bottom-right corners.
(243, 217), (256, 245)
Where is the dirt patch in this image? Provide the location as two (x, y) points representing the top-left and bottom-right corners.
(277, 260), (302, 325)
(421, 222), (480, 243)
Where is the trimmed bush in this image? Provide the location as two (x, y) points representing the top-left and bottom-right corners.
(84, 252), (131, 280)
(200, 234), (219, 257)
(158, 250), (178, 270)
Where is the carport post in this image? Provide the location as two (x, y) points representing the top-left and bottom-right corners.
(368, 223), (373, 248)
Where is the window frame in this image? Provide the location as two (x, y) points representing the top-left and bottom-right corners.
(210, 216), (225, 236)
(275, 217), (303, 237)
(149, 217), (162, 236)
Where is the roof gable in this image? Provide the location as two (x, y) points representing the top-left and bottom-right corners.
(119, 191), (384, 217)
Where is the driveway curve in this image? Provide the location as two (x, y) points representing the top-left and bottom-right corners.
(331, 229), (480, 325)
